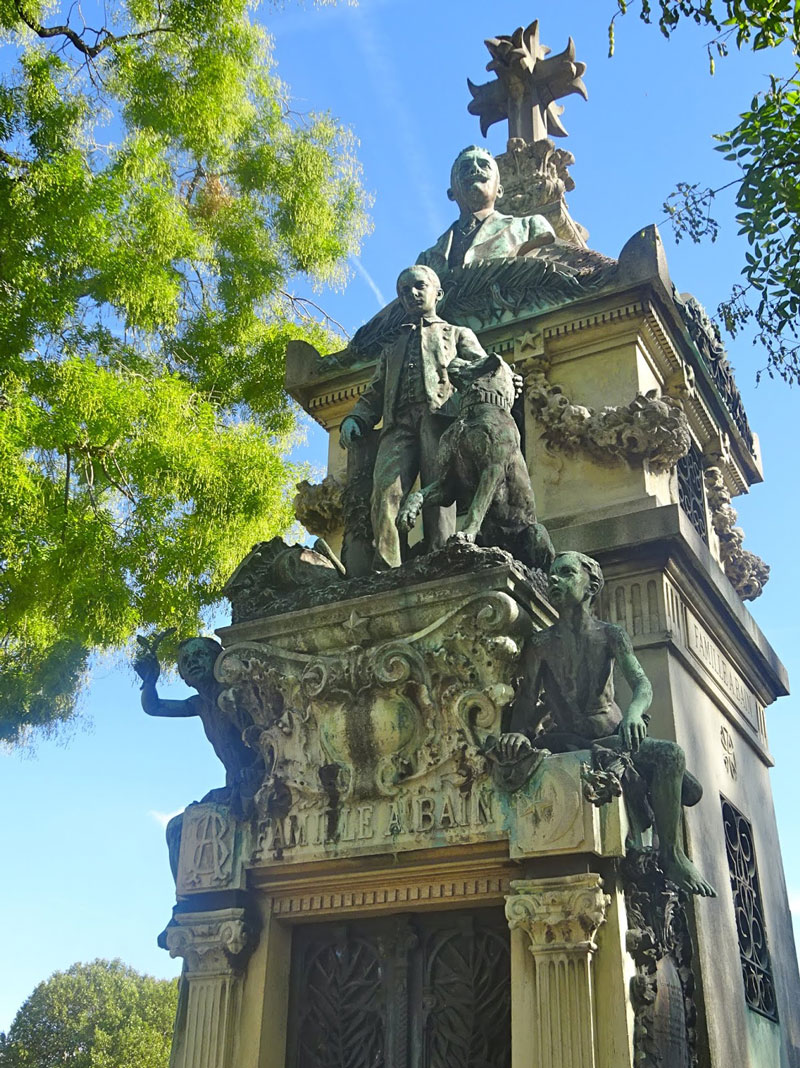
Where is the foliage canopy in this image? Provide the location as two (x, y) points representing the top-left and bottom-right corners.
(0, 0), (368, 742)
(0, 958), (178, 1067)
(611, 0), (800, 383)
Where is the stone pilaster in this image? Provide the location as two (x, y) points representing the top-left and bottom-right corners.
(505, 874), (610, 1068)
(166, 908), (258, 1068)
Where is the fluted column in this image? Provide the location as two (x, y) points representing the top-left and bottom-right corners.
(166, 907), (258, 1068)
(505, 874), (610, 1068)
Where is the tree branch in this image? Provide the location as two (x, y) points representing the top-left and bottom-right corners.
(279, 290), (350, 340)
(96, 455), (136, 503)
(12, 0), (172, 59)
(61, 445), (71, 543)
(64, 446), (71, 514)
(0, 148), (29, 169)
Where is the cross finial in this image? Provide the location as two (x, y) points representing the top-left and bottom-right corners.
(468, 20), (588, 144)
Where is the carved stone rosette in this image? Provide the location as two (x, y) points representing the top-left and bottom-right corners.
(505, 874), (610, 1068)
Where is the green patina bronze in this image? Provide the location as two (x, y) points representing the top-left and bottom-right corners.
(499, 552), (716, 898)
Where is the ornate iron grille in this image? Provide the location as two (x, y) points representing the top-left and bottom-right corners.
(677, 294), (755, 454)
(677, 442), (708, 544)
(287, 910), (511, 1068)
(721, 796), (779, 1021)
(704, 353), (754, 453)
(289, 926), (386, 1068)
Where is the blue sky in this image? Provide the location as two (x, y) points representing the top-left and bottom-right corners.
(2, 0), (799, 1030)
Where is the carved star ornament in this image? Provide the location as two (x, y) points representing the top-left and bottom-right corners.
(467, 20), (588, 144)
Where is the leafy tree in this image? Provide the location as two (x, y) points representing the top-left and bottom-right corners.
(0, 958), (178, 1067)
(610, 1), (800, 383)
(0, 0), (368, 742)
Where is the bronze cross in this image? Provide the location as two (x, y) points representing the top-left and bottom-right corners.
(468, 19), (588, 144)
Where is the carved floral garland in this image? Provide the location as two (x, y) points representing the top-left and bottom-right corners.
(704, 465), (769, 601)
(524, 362), (691, 473)
(294, 474), (345, 538)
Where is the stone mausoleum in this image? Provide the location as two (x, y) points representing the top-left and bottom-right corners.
(139, 19), (800, 1068)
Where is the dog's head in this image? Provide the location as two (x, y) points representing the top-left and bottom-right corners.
(450, 353), (518, 411)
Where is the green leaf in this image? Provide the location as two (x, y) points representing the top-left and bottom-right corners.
(0, 0), (369, 741)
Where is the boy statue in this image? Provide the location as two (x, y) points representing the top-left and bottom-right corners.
(339, 264), (490, 570)
(499, 551), (716, 897)
(134, 635), (261, 878)
(134, 636), (260, 809)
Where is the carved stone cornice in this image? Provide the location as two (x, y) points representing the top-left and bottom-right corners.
(165, 908), (257, 978)
(262, 857), (515, 920)
(505, 873), (610, 954)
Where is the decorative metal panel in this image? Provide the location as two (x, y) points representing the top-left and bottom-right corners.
(421, 916), (511, 1068)
(290, 927), (387, 1068)
(677, 442), (708, 544)
(287, 910), (511, 1068)
(721, 796), (779, 1021)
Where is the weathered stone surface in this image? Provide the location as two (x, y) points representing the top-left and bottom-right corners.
(505, 874), (611, 1068)
(293, 474), (344, 538)
(524, 350), (691, 472)
(506, 873), (609, 952)
(218, 563), (541, 864)
(704, 464), (769, 600)
(508, 750), (622, 858)
(166, 907), (258, 978)
(495, 138), (588, 244)
(224, 540), (548, 625)
(213, 557), (624, 869)
(617, 223), (672, 289)
(176, 803), (249, 895)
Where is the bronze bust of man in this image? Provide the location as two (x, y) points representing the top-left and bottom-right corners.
(417, 145), (555, 275)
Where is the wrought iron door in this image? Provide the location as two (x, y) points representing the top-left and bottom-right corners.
(286, 909), (511, 1068)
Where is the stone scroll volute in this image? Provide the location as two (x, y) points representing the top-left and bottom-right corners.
(215, 589), (530, 857)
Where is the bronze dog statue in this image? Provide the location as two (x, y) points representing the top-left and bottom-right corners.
(397, 353), (554, 572)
